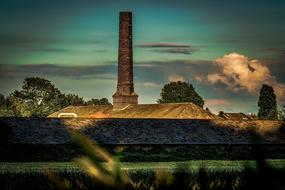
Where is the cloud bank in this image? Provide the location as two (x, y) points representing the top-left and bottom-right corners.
(136, 43), (191, 48)
(207, 53), (285, 101)
(136, 43), (196, 55)
(0, 63), (116, 79)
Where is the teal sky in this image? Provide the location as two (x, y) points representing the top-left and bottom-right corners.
(1, 0), (285, 114)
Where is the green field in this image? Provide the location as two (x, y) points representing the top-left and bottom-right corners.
(1, 160), (285, 173)
(1, 160), (285, 189)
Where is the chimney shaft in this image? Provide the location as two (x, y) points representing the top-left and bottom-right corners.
(113, 12), (138, 109)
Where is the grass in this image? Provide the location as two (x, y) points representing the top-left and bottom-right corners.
(1, 132), (285, 189)
(0, 160), (285, 173)
(2, 144), (285, 162)
(1, 160), (285, 190)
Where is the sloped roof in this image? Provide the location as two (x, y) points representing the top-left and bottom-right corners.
(48, 103), (219, 119)
(219, 112), (253, 120)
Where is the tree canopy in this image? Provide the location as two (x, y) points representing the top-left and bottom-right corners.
(1, 77), (111, 117)
(62, 94), (85, 107)
(0, 93), (14, 117)
(0, 93), (6, 107)
(157, 81), (204, 107)
(8, 77), (65, 117)
(86, 98), (111, 106)
(257, 84), (278, 120)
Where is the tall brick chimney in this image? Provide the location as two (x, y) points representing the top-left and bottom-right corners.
(112, 12), (138, 109)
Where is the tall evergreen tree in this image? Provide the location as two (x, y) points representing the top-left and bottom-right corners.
(257, 84), (278, 120)
(157, 81), (204, 107)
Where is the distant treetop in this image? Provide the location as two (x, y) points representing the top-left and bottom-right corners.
(157, 81), (204, 108)
(257, 84), (278, 120)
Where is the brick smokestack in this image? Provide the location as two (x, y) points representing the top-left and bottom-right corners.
(113, 12), (138, 109)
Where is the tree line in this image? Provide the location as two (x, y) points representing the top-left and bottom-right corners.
(157, 81), (284, 120)
(0, 77), (284, 120)
(0, 77), (111, 117)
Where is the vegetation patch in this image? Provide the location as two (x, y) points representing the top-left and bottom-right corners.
(0, 160), (285, 190)
(1, 144), (285, 162)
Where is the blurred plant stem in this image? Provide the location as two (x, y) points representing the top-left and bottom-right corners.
(46, 132), (134, 190)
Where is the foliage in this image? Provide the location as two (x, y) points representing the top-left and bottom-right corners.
(1, 160), (285, 173)
(7, 77), (65, 117)
(6, 93), (32, 117)
(60, 95), (111, 107)
(257, 84), (278, 120)
(62, 94), (85, 107)
(0, 108), (15, 117)
(157, 81), (204, 107)
(0, 77), (111, 117)
(2, 144), (285, 162)
(39, 133), (285, 189)
(1, 160), (285, 189)
(46, 132), (134, 190)
(85, 98), (111, 106)
(0, 93), (6, 107)
(0, 94), (15, 117)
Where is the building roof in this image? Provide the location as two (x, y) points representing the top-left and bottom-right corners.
(48, 103), (219, 119)
(218, 112), (254, 120)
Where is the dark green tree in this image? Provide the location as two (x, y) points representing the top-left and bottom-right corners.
(8, 77), (65, 117)
(0, 93), (6, 107)
(2, 77), (113, 117)
(0, 93), (15, 117)
(257, 84), (278, 120)
(85, 98), (111, 106)
(157, 81), (204, 107)
(62, 94), (85, 106)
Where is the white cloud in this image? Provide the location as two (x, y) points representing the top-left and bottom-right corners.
(207, 53), (285, 101)
(168, 74), (185, 82)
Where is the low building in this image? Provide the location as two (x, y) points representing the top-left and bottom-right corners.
(218, 111), (256, 120)
(49, 103), (219, 119)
